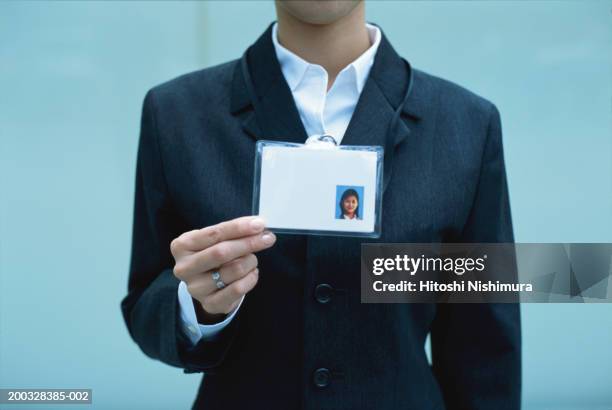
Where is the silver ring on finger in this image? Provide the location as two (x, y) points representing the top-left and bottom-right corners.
(211, 270), (226, 290)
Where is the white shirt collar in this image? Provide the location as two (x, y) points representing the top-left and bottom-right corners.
(271, 22), (381, 94)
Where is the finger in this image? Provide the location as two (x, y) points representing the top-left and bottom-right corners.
(182, 231), (275, 276)
(202, 268), (259, 315)
(170, 229), (200, 259)
(176, 216), (266, 254)
(226, 297), (242, 313)
(220, 253), (258, 282)
(183, 254), (258, 296)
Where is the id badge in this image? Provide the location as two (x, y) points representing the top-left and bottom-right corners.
(252, 137), (383, 238)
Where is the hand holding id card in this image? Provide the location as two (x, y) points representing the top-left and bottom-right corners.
(252, 136), (383, 237)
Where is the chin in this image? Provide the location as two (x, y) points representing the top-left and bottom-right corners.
(278, 0), (362, 25)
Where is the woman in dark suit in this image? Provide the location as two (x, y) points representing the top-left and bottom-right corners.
(121, 1), (521, 409)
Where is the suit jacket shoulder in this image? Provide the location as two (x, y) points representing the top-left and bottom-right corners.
(413, 68), (498, 126)
(146, 60), (237, 119)
(414, 68), (496, 111)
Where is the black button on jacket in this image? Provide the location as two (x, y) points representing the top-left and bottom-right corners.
(121, 23), (521, 410)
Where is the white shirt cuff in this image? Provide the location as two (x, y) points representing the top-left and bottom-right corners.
(177, 280), (243, 345)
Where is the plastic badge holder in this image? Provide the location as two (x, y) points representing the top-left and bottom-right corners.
(252, 135), (383, 238)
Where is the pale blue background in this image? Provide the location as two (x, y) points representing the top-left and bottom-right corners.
(1, 1), (611, 409)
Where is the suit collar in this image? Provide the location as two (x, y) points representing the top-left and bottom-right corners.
(237, 24), (427, 148)
(232, 24), (306, 143)
(367, 28), (425, 122)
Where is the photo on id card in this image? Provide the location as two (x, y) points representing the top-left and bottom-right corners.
(252, 140), (383, 237)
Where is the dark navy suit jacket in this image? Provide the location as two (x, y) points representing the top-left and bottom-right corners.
(121, 24), (521, 410)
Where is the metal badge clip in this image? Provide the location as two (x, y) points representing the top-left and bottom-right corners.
(304, 134), (339, 149)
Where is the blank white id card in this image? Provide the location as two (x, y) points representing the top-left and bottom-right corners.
(252, 140), (383, 238)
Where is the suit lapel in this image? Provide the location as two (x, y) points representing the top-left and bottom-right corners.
(341, 31), (421, 192)
(230, 23), (307, 143)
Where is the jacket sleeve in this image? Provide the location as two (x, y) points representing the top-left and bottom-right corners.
(120, 90), (240, 373)
(430, 104), (522, 409)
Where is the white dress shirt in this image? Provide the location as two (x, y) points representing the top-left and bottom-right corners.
(178, 22), (382, 345)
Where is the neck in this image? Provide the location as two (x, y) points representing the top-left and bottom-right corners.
(275, 4), (370, 89)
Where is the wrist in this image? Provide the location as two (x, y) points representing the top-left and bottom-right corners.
(193, 298), (227, 325)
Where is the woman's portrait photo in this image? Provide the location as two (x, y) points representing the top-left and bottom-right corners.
(336, 185), (364, 220)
